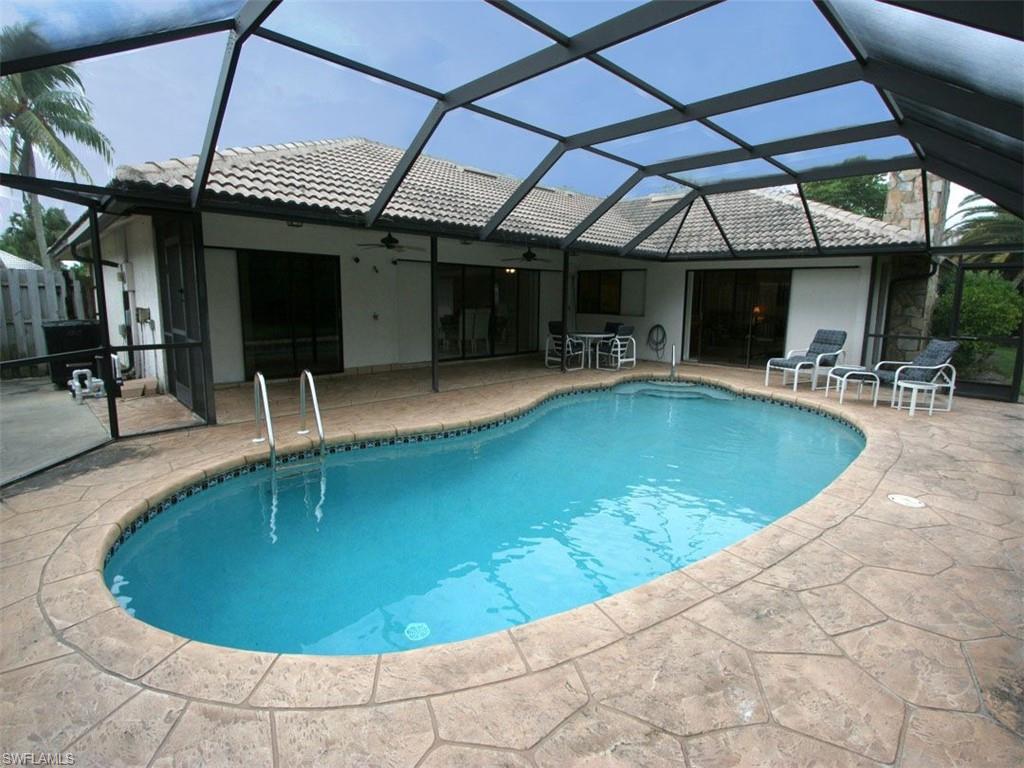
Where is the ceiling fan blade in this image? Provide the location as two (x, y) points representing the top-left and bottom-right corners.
(357, 243), (381, 248)
(501, 256), (521, 261)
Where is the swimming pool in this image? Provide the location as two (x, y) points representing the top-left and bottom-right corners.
(104, 382), (863, 655)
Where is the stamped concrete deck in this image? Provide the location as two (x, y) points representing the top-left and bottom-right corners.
(1, 359), (1021, 767)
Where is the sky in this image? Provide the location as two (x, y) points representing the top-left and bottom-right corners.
(0, 0), (1003, 232)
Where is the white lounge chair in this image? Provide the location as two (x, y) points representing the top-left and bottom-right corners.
(765, 329), (847, 391)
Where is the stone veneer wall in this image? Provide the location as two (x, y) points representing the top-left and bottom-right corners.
(880, 171), (950, 358)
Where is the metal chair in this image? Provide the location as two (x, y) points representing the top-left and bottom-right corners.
(596, 325), (637, 371)
(544, 321), (584, 370)
(874, 339), (959, 411)
(765, 329), (847, 391)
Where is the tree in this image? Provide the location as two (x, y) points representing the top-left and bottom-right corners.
(947, 193), (1024, 249)
(931, 270), (1024, 377)
(0, 23), (112, 269)
(0, 202), (71, 263)
(803, 173), (887, 219)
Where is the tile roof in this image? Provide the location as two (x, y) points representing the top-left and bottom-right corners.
(115, 137), (918, 257)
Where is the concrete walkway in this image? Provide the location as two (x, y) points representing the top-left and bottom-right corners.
(0, 360), (1021, 767)
(0, 378), (108, 485)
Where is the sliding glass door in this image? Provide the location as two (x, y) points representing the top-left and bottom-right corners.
(434, 265), (541, 360)
(689, 269), (791, 367)
(238, 250), (342, 379)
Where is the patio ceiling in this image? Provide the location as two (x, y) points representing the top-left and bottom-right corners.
(2, 0), (1022, 258)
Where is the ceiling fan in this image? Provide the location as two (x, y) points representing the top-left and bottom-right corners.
(502, 246), (550, 264)
(357, 232), (424, 253)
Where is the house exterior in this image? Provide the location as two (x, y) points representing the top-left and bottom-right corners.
(51, 138), (924, 410)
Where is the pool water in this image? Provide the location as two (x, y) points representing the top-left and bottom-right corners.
(104, 383), (862, 654)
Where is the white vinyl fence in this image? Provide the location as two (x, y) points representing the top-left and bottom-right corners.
(0, 266), (87, 361)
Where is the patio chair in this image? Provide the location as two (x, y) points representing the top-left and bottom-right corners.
(873, 338), (959, 410)
(603, 321), (623, 334)
(596, 325), (637, 371)
(544, 321), (584, 370)
(764, 329), (847, 391)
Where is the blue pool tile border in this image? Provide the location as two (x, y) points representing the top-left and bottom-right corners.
(103, 376), (864, 566)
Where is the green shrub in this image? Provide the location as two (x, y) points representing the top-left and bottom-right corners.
(932, 270), (1024, 376)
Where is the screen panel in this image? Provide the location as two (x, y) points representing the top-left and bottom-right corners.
(0, 0), (242, 63)
(3, 34), (227, 190)
(830, 0), (1024, 104)
(595, 121), (738, 165)
(603, 0), (852, 104)
(475, 58), (665, 136)
(670, 197), (730, 257)
(263, 0), (550, 91)
(711, 82), (893, 145)
(775, 136), (916, 173)
(671, 158), (781, 188)
(706, 187), (816, 252)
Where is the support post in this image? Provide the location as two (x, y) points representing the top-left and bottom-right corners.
(430, 235), (439, 392)
(191, 213), (218, 424)
(560, 250), (570, 372)
(89, 208), (119, 439)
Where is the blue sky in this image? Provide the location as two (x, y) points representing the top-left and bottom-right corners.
(0, 0), (950, 228)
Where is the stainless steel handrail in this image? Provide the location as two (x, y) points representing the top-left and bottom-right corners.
(297, 369), (325, 459)
(252, 372), (276, 469)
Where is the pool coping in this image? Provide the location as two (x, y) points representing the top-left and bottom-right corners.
(38, 368), (885, 707)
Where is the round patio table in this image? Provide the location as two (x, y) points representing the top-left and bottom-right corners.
(570, 331), (615, 368)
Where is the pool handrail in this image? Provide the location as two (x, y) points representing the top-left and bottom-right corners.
(298, 369), (325, 459)
(253, 371), (276, 470)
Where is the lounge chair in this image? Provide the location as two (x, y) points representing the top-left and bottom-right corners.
(832, 338), (958, 411)
(765, 329), (847, 391)
(596, 325), (637, 371)
(544, 321), (584, 370)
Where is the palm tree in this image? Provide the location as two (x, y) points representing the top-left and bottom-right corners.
(947, 193), (1024, 249)
(1, 23), (113, 269)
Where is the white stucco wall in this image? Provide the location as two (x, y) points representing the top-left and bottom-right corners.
(96, 216), (167, 389)
(93, 212), (877, 387)
(571, 252), (687, 363)
(200, 213), (564, 381)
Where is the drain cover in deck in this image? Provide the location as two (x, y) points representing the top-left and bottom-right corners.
(887, 494), (926, 508)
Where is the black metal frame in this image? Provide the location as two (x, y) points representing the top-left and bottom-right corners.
(1, 0), (1021, 460)
(2, 0), (1020, 265)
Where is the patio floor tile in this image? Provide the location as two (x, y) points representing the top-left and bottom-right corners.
(847, 567), (1000, 640)
(901, 709), (1024, 768)
(431, 663), (587, 750)
(754, 653), (904, 763)
(798, 584), (885, 635)
(835, 620), (978, 710)
(67, 690), (186, 768)
(686, 723), (880, 768)
(533, 705), (686, 768)
(375, 630), (525, 701)
(684, 581), (838, 655)
(0, 654), (137, 752)
(274, 701), (433, 768)
(141, 641), (276, 704)
(151, 702), (273, 768)
(247, 653), (377, 708)
(964, 636), (1024, 736)
(577, 616), (766, 736)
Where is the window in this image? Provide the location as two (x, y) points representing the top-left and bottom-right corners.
(577, 270), (646, 315)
